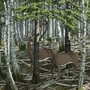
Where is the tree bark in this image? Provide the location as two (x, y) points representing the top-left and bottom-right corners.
(32, 20), (40, 84)
(0, 17), (2, 46)
(65, 2), (71, 52)
(78, 0), (88, 90)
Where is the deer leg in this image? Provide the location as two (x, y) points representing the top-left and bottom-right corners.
(30, 62), (33, 76)
(50, 67), (54, 78)
(50, 64), (56, 79)
(57, 65), (61, 81)
(72, 67), (77, 79)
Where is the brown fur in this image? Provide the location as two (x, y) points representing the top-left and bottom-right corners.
(27, 37), (55, 64)
(54, 51), (80, 69)
(27, 38), (80, 75)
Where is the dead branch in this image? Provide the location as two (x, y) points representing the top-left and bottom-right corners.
(83, 84), (90, 90)
(19, 60), (31, 67)
(55, 82), (77, 87)
(40, 68), (49, 72)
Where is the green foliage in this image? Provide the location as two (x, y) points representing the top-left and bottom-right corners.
(78, 87), (84, 90)
(15, 0), (81, 31)
(0, 1), (4, 12)
(87, 3), (90, 21)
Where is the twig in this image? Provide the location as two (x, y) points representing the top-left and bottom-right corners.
(40, 68), (49, 72)
(17, 59), (30, 62)
(83, 84), (90, 90)
(19, 60), (31, 67)
(60, 78), (78, 82)
(39, 57), (50, 62)
(55, 82), (77, 87)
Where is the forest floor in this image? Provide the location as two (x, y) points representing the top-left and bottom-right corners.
(15, 49), (90, 90)
(1, 47), (90, 90)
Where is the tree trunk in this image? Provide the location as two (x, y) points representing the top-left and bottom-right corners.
(0, 17), (2, 46)
(32, 20), (40, 84)
(78, 0), (88, 90)
(65, 2), (71, 52)
(65, 27), (71, 52)
(4, 1), (18, 90)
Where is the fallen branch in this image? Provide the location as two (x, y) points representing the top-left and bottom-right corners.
(19, 58), (51, 68)
(40, 68), (49, 72)
(55, 82), (77, 87)
(17, 59), (30, 62)
(19, 60), (31, 67)
(83, 84), (90, 90)
(39, 57), (50, 62)
(85, 75), (90, 81)
(60, 78), (78, 82)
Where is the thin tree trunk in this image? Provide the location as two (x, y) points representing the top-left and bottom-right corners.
(9, 0), (20, 78)
(0, 17), (2, 46)
(32, 19), (40, 84)
(65, 27), (71, 52)
(4, 1), (18, 90)
(65, 2), (71, 52)
(78, 0), (88, 90)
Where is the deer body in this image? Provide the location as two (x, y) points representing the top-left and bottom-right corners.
(54, 51), (80, 69)
(27, 38), (55, 71)
(27, 37), (55, 60)
(54, 51), (80, 78)
(27, 38), (80, 78)
(28, 46), (55, 62)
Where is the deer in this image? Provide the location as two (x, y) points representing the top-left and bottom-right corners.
(27, 37), (80, 79)
(54, 51), (80, 79)
(27, 37), (56, 73)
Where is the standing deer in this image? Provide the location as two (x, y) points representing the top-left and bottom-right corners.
(54, 51), (80, 78)
(27, 37), (56, 73)
(27, 37), (80, 78)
